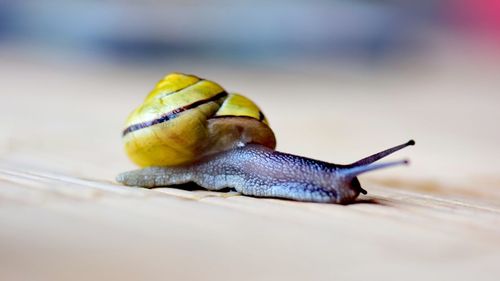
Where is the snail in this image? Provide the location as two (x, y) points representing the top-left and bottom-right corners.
(116, 72), (414, 204)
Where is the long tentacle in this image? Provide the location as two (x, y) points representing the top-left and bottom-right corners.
(347, 140), (414, 167)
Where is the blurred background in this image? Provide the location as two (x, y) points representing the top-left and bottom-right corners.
(1, 0), (499, 200)
(1, 0), (499, 64)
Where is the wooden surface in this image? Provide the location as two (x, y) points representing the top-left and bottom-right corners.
(1, 50), (500, 281)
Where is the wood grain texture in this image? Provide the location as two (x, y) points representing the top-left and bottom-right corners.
(1, 51), (500, 281)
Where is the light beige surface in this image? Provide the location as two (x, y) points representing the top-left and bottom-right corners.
(1, 49), (500, 281)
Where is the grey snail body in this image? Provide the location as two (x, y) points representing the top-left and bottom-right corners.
(117, 141), (414, 204)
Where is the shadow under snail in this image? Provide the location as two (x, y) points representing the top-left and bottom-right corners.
(116, 72), (415, 204)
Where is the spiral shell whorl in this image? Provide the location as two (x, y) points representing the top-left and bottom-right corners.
(123, 73), (276, 167)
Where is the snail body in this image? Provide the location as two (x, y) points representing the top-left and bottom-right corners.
(117, 72), (414, 204)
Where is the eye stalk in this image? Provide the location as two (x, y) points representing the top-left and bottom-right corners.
(348, 139), (415, 167)
(336, 140), (415, 196)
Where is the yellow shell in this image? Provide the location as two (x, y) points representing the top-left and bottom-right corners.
(123, 72), (276, 167)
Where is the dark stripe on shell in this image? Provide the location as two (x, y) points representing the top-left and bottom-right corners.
(158, 78), (204, 98)
(210, 115), (260, 121)
(122, 91), (228, 137)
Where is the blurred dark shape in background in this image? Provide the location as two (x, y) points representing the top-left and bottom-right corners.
(0, 0), (497, 65)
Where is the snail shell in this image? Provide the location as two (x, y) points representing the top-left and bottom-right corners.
(123, 73), (276, 167)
